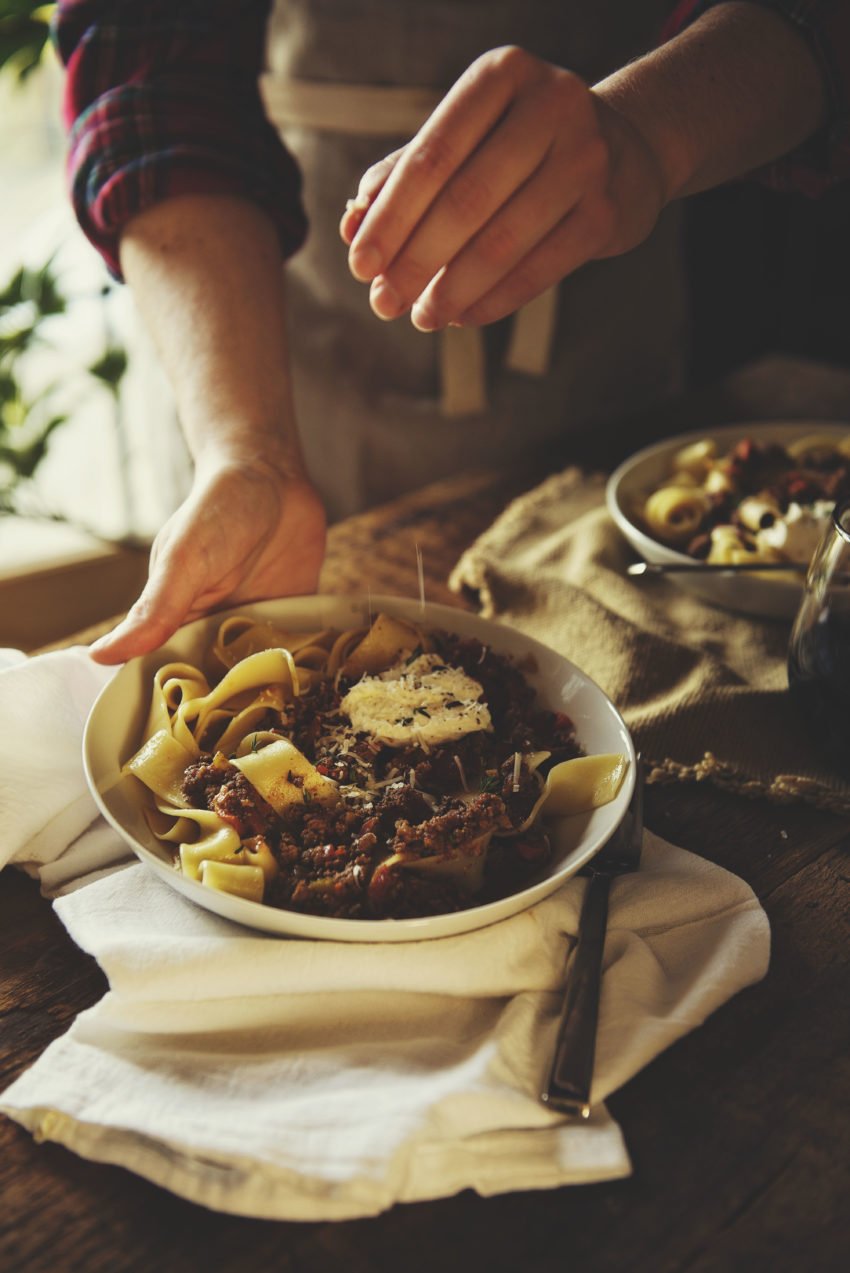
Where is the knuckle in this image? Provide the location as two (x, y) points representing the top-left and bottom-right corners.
(488, 45), (532, 78)
(461, 295), (505, 327)
(445, 172), (492, 223)
(408, 132), (456, 183)
(477, 218), (521, 270)
(466, 45), (534, 91)
(388, 251), (436, 296)
(507, 260), (541, 301)
(545, 68), (592, 125)
(554, 66), (586, 102)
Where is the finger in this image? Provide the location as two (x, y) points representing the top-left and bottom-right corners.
(339, 148), (405, 245)
(89, 548), (201, 664)
(339, 197), (369, 247)
(87, 610), (174, 665)
(368, 83), (557, 320)
(450, 196), (615, 327)
(348, 47), (535, 283)
(409, 131), (610, 330)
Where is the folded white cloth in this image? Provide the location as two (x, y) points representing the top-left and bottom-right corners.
(0, 647), (770, 1219)
(1, 843), (769, 1218)
(0, 646), (129, 893)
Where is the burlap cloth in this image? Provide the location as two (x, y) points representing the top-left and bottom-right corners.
(449, 468), (850, 814)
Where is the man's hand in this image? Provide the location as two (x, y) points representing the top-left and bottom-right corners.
(89, 457), (326, 664)
(339, 46), (667, 331)
(97, 194), (326, 665)
(341, 7), (827, 332)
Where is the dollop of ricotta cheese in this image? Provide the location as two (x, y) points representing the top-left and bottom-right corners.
(756, 499), (833, 562)
(340, 653), (493, 747)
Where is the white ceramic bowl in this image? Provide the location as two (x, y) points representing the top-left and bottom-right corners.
(83, 595), (635, 943)
(606, 421), (849, 621)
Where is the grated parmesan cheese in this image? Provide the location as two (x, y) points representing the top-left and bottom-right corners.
(340, 653), (492, 747)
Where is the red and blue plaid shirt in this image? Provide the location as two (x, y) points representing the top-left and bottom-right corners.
(53, 1), (305, 276)
(54, 0), (850, 278)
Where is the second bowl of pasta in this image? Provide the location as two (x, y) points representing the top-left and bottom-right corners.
(606, 421), (850, 620)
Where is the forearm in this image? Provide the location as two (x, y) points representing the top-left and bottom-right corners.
(119, 194), (306, 479)
(595, 1), (828, 204)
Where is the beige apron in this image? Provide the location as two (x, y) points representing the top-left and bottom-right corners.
(261, 0), (685, 520)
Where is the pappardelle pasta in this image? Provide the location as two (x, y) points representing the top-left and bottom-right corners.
(124, 612), (627, 920)
(639, 433), (850, 565)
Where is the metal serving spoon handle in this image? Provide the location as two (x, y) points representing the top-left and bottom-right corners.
(627, 560), (808, 577)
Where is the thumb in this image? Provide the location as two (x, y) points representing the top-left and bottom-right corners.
(339, 146), (406, 244)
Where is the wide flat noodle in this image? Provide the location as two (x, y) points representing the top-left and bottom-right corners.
(178, 820), (277, 882)
(124, 730), (197, 805)
(340, 613), (427, 677)
(212, 618), (336, 672)
(518, 753), (629, 830)
(143, 663), (210, 751)
(232, 738), (340, 814)
(200, 860), (265, 902)
(386, 827), (495, 894)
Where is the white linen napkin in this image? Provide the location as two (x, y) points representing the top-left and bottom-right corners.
(0, 646), (129, 892)
(0, 647), (770, 1219)
(1, 842), (769, 1218)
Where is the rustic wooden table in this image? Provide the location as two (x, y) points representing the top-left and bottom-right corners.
(2, 359), (850, 1271)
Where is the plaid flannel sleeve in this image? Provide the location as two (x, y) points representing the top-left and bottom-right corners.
(53, 0), (307, 278)
(663, 0), (850, 195)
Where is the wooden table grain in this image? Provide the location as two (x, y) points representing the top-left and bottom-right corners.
(3, 367), (850, 1272)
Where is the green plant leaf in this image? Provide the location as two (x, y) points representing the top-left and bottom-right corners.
(0, 371), (17, 405)
(29, 260), (65, 315)
(0, 267), (26, 310)
(0, 2), (55, 19)
(87, 347), (128, 392)
(0, 413), (66, 478)
(0, 19), (49, 81)
(0, 323), (37, 359)
(0, 390), (26, 430)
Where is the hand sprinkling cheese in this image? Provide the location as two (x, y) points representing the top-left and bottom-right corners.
(340, 653), (492, 747)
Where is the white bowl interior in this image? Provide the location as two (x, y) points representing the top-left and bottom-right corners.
(606, 421), (849, 621)
(83, 595), (635, 943)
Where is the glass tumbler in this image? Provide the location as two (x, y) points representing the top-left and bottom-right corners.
(787, 499), (850, 769)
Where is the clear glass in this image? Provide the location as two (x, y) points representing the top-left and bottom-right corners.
(787, 499), (850, 767)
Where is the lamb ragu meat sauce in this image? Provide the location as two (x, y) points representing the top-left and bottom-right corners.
(179, 632), (581, 919)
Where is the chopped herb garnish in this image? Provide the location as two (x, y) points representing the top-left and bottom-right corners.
(405, 644), (424, 664)
(414, 706), (431, 717)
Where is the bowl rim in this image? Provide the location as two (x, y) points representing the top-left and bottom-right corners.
(82, 593), (636, 943)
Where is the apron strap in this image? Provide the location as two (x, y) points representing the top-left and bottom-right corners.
(261, 75), (559, 415)
(260, 75), (440, 137)
(505, 285), (559, 376)
(440, 326), (488, 417)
